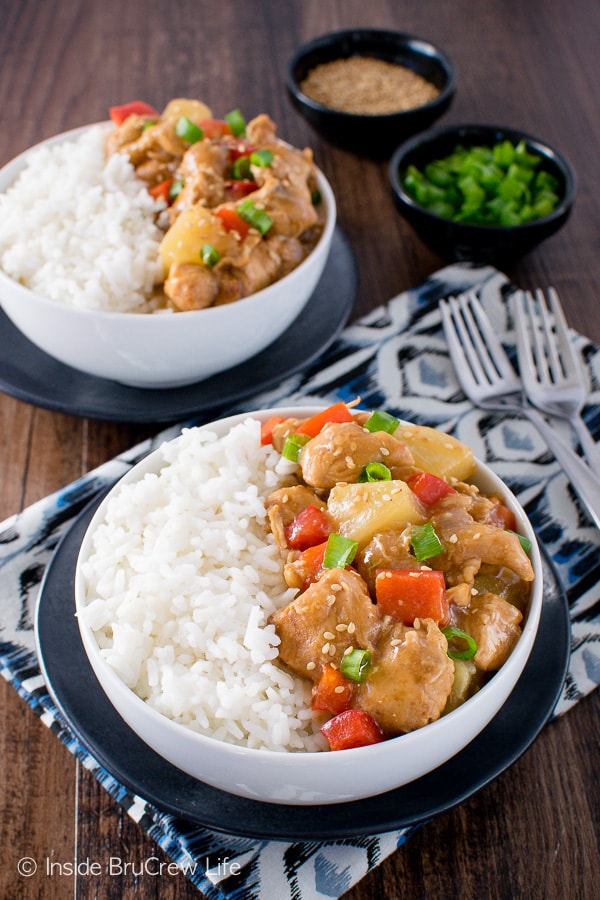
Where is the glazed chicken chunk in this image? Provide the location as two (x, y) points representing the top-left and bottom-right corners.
(454, 591), (523, 671)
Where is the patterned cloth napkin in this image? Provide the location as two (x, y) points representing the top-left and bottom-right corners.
(1, 263), (599, 899)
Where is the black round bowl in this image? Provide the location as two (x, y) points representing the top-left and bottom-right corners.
(389, 123), (576, 264)
(286, 29), (456, 159)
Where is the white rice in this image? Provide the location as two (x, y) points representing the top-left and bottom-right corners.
(80, 417), (326, 752)
(0, 125), (165, 312)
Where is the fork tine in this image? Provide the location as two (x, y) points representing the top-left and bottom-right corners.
(545, 286), (583, 380)
(460, 291), (515, 382)
(533, 288), (563, 382)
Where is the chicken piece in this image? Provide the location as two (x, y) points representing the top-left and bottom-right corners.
(454, 591), (523, 671)
(430, 494), (534, 586)
(265, 484), (327, 551)
(107, 117), (186, 185)
(357, 619), (454, 735)
(299, 421), (415, 491)
(164, 263), (218, 310)
(168, 140), (231, 219)
(269, 568), (383, 679)
(354, 528), (416, 594)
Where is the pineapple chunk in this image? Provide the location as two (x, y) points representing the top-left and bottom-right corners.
(161, 98), (212, 123)
(159, 206), (250, 273)
(395, 424), (476, 481)
(327, 480), (425, 548)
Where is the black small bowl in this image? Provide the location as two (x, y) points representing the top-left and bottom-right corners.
(389, 123), (576, 264)
(286, 29), (456, 159)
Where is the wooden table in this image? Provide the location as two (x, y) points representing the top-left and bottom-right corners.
(1, 1), (598, 897)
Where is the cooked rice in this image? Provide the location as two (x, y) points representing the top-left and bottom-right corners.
(80, 417), (326, 752)
(0, 125), (165, 312)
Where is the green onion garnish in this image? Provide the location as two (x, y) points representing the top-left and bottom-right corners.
(200, 243), (220, 267)
(225, 108), (246, 137)
(507, 529), (532, 554)
(142, 121), (156, 131)
(311, 188), (322, 205)
(340, 648), (372, 683)
(250, 148), (274, 167)
(168, 179), (184, 201)
(231, 157), (252, 180)
(175, 116), (204, 144)
(281, 433), (311, 462)
(442, 627), (478, 661)
(410, 522), (443, 561)
(364, 410), (399, 435)
(236, 199), (273, 235)
(323, 533), (358, 569)
(358, 462), (392, 483)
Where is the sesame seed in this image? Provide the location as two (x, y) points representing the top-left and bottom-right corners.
(390, 638), (401, 646)
(329, 644), (336, 656)
(321, 643), (330, 654)
(345, 456), (354, 467)
(380, 447), (390, 456)
(409, 571), (420, 578)
(331, 583), (342, 592)
(473, 532), (481, 540)
(471, 587), (478, 595)
(327, 594), (336, 606)
(323, 631), (335, 641)
(334, 686), (346, 694)
(335, 623), (348, 632)
(306, 661), (316, 671)
(347, 622), (356, 634)
(344, 646), (354, 655)
(449, 533), (458, 543)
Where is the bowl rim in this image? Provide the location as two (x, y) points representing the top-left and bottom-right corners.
(389, 121), (576, 232)
(74, 404), (543, 770)
(287, 27), (457, 121)
(0, 122), (337, 322)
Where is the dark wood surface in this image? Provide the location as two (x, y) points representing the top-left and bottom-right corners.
(1, 1), (598, 898)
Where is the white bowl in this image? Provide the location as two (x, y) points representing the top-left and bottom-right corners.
(74, 406), (543, 805)
(0, 127), (336, 388)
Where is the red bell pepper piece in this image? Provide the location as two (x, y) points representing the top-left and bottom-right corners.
(148, 178), (174, 203)
(224, 179), (258, 200)
(406, 471), (457, 506)
(260, 416), (286, 446)
(215, 207), (250, 240)
(109, 101), (159, 126)
(284, 505), (333, 551)
(485, 499), (517, 531)
(375, 568), (448, 626)
(311, 664), (354, 715)
(295, 541), (328, 590)
(228, 140), (258, 160)
(321, 709), (385, 751)
(295, 402), (354, 438)
(199, 118), (232, 139)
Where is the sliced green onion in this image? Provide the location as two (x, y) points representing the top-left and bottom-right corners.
(364, 410), (399, 435)
(340, 648), (372, 683)
(358, 462), (392, 483)
(311, 188), (322, 205)
(200, 243), (220, 267)
(142, 121), (156, 131)
(168, 178), (184, 201)
(507, 529), (532, 554)
(231, 156), (252, 180)
(410, 522), (443, 561)
(323, 533), (358, 569)
(225, 108), (246, 137)
(250, 148), (274, 167)
(175, 116), (204, 144)
(281, 433), (311, 462)
(442, 627), (478, 661)
(236, 199), (273, 235)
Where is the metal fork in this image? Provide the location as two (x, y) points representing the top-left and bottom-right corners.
(440, 291), (600, 529)
(513, 287), (600, 471)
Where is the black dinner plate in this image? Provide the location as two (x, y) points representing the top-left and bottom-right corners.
(35, 496), (570, 841)
(0, 228), (356, 424)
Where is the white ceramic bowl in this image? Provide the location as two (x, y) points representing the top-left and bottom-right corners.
(74, 406), (543, 805)
(0, 127), (336, 388)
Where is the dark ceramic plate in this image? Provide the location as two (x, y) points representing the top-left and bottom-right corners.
(0, 228), (356, 424)
(35, 494), (570, 841)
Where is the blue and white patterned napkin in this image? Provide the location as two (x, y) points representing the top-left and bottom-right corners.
(1, 263), (599, 899)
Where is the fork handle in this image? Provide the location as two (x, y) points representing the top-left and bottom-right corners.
(524, 405), (600, 529)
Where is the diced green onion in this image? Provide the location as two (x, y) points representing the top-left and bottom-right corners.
(231, 156), (252, 180)
(281, 433), (311, 462)
(364, 410), (399, 435)
(323, 533), (358, 569)
(200, 243), (220, 267)
(142, 121), (156, 131)
(340, 648), (372, 683)
(410, 522), (443, 561)
(168, 179), (184, 201)
(442, 627), (478, 661)
(507, 529), (532, 554)
(236, 199), (273, 235)
(311, 188), (322, 205)
(358, 462), (392, 483)
(250, 148), (274, 167)
(225, 108), (246, 137)
(175, 116), (204, 144)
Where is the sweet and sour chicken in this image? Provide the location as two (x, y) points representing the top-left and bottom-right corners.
(106, 99), (324, 312)
(261, 403), (534, 751)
